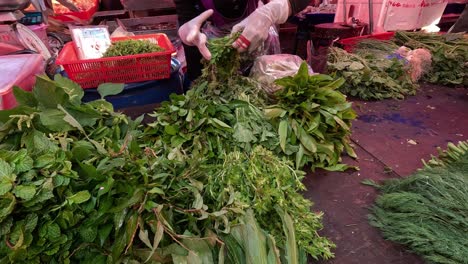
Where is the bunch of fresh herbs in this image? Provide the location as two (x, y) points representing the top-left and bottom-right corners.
(327, 47), (418, 100)
(103, 39), (165, 58)
(364, 141), (468, 264)
(144, 34), (356, 258)
(0, 76), (311, 263)
(393, 31), (468, 86)
(265, 62), (357, 170)
(199, 146), (335, 259)
(0, 34), (343, 263)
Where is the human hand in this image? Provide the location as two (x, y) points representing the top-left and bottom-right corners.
(231, 0), (291, 53)
(178, 9), (214, 60)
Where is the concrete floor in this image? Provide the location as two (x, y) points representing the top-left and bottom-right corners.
(121, 84), (468, 264)
(305, 85), (468, 263)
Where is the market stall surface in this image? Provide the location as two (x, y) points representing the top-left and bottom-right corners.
(305, 84), (468, 264)
(121, 84), (467, 263)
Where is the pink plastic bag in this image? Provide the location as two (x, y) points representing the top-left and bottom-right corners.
(0, 54), (45, 110)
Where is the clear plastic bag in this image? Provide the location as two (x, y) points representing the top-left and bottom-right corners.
(250, 54), (314, 94)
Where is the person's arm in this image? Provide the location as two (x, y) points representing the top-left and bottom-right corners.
(174, 0), (206, 82)
(232, 0), (310, 52)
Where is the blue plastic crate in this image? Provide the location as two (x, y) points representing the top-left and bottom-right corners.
(81, 58), (183, 110)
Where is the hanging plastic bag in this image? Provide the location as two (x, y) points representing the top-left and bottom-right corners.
(250, 54), (314, 94)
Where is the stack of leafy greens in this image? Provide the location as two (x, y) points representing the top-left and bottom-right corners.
(393, 31), (468, 86)
(264, 64), (357, 170)
(0, 75), (324, 263)
(0, 34), (359, 263)
(365, 141), (468, 264)
(327, 46), (418, 100)
(103, 39), (165, 58)
(147, 34), (357, 172)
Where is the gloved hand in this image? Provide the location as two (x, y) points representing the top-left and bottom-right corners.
(232, 0), (291, 52)
(178, 9), (214, 60)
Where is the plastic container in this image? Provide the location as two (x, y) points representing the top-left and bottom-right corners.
(338, 32), (395, 52)
(0, 54), (45, 110)
(51, 0), (99, 23)
(56, 33), (176, 89)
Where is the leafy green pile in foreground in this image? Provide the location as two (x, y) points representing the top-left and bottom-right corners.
(144, 35), (356, 259)
(365, 141), (468, 264)
(0, 76), (315, 263)
(393, 31), (468, 86)
(147, 37), (357, 171)
(0, 34), (357, 263)
(327, 47), (418, 100)
(265, 63), (357, 170)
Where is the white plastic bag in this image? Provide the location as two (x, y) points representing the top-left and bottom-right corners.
(250, 54), (314, 94)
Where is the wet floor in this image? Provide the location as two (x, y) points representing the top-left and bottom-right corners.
(305, 85), (468, 263)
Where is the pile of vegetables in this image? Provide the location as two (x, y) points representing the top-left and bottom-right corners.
(393, 31), (468, 86)
(265, 65), (357, 170)
(328, 31), (467, 101)
(327, 46), (418, 100)
(365, 141), (468, 264)
(103, 39), (165, 58)
(0, 35), (357, 263)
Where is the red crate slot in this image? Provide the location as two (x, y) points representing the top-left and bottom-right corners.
(56, 34), (176, 89)
(51, 0), (99, 23)
(338, 32), (395, 52)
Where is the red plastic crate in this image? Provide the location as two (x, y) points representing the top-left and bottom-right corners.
(338, 32), (395, 52)
(50, 0), (99, 23)
(56, 34), (176, 89)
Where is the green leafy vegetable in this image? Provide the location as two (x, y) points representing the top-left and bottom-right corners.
(366, 141), (468, 264)
(0, 35), (339, 263)
(327, 47), (418, 100)
(267, 62), (357, 170)
(393, 31), (468, 86)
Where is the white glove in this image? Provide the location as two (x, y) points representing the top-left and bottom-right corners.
(178, 9), (214, 60)
(232, 0), (291, 52)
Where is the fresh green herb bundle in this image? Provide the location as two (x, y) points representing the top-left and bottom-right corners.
(201, 147), (335, 259)
(0, 76), (149, 263)
(355, 39), (399, 52)
(146, 87), (277, 162)
(265, 62), (357, 170)
(0, 76), (314, 263)
(327, 47), (418, 100)
(354, 39), (400, 59)
(145, 34), (343, 259)
(393, 31), (468, 86)
(203, 32), (241, 84)
(103, 39), (165, 57)
(0, 34), (340, 263)
(365, 141), (468, 264)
